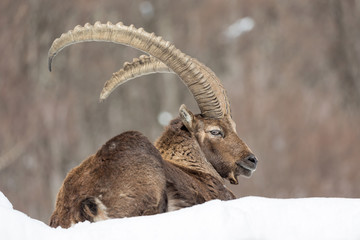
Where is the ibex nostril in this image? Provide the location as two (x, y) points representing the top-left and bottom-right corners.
(246, 155), (258, 165)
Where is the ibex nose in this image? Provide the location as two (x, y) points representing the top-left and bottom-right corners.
(245, 155), (258, 165)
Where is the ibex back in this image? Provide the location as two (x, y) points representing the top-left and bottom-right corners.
(48, 22), (258, 228)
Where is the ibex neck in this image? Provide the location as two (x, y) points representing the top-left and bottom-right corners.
(155, 118), (223, 182)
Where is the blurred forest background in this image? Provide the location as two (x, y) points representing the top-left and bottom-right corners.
(1, 0), (359, 223)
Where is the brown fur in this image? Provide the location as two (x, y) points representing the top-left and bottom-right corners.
(155, 116), (254, 210)
(50, 131), (167, 228)
(50, 113), (256, 228)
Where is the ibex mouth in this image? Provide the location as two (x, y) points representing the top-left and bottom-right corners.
(239, 165), (254, 177)
(238, 162), (257, 172)
(235, 156), (257, 179)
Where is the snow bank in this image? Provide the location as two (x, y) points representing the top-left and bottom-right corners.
(1, 191), (360, 240)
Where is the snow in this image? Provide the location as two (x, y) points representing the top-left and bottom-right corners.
(1, 191), (360, 240)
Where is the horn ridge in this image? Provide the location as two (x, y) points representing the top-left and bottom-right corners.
(49, 22), (230, 118)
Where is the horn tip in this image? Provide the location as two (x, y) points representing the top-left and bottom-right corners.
(99, 90), (109, 101)
(48, 56), (53, 72)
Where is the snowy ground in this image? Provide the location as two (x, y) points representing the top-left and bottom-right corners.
(1, 191), (360, 240)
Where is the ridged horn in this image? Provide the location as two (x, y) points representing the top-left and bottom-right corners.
(100, 55), (173, 100)
(100, 56), (231, 118)
(48, 22), (230, 118)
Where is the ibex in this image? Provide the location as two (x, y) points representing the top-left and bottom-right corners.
(48, 22), (257, 228)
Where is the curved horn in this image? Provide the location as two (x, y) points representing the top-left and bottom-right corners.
(100, 55), (173, 100)
(100, 56), (231, 117)
(48, 22), (230, 118)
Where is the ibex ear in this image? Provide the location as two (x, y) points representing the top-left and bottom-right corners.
(179, 104), (195, 131)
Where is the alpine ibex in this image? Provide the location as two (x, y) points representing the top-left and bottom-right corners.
(48, 22), (257, 228)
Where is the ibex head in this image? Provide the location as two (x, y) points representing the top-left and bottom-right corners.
(179, 105), (256, 184)
(48, 22), (257, 185)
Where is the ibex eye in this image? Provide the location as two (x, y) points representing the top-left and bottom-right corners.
(210, 130), (223, 137)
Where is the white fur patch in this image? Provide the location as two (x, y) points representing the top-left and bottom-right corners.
(93, 197), (109, 222)
(167, 198), (188, 212)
